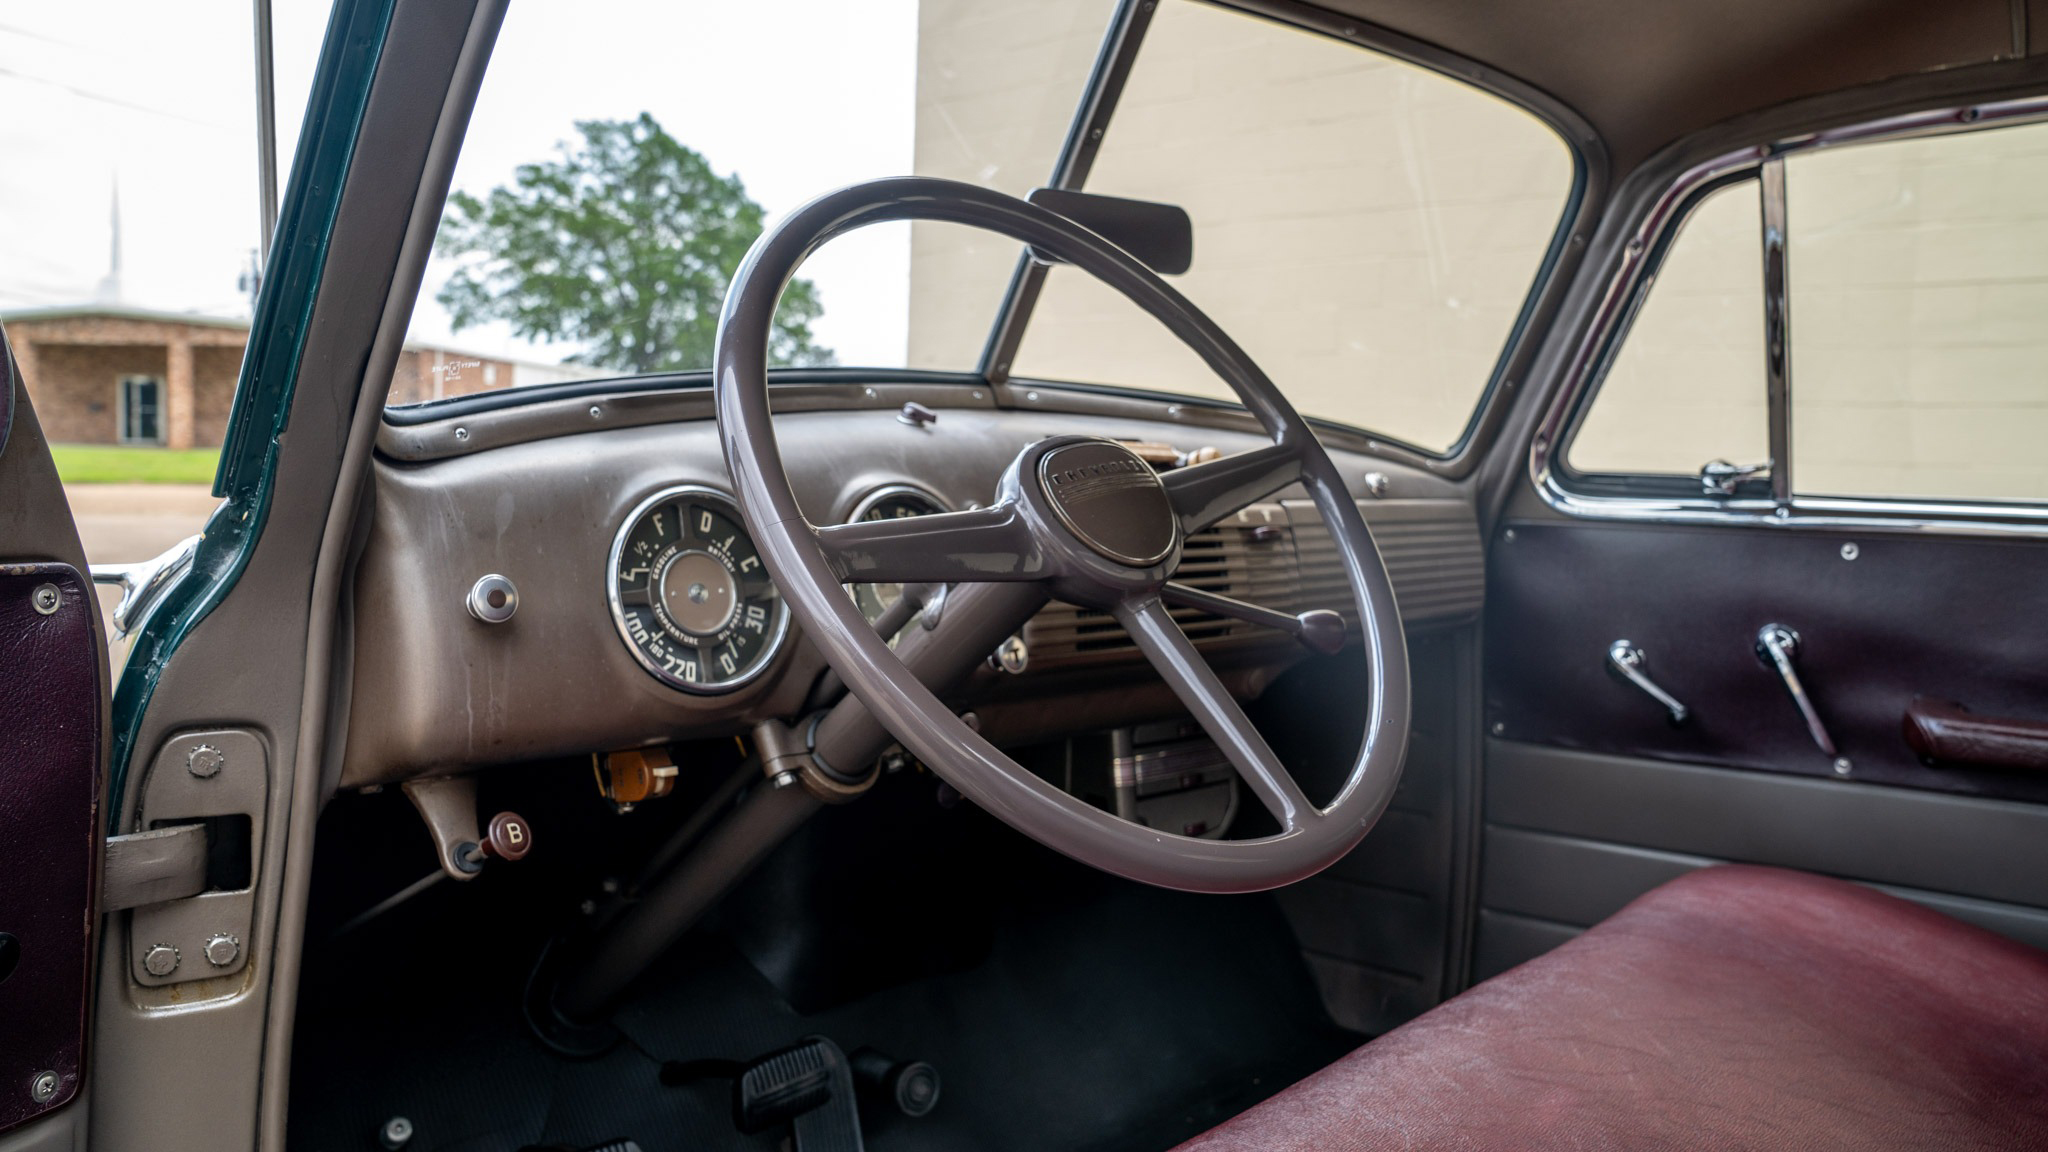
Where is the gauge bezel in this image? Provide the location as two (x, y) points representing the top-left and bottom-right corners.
(844, 484), (953, 631)
(605, 483), (791, 694)
(846, 482), (953, 523)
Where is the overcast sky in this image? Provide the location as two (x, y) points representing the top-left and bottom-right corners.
(0, 0), (920, 367)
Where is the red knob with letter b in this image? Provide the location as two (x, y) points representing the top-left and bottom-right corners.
(479, 811), (533, 862)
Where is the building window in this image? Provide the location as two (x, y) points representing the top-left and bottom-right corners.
(119, 374), (164, 445)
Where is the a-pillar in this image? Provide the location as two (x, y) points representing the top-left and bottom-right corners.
(165, 337), (195, 450)
(9, 336), (39, 404)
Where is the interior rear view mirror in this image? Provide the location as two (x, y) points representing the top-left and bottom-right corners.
(1026, 188), (1193, 276)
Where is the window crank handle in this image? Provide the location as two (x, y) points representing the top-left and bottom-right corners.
(1607, 641), (1690, 726)
(1755, 624), (1837, 757)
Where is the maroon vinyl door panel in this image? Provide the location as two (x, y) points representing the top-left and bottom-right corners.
(0, 562), (100, 1131)
(1485, 518), (2048, 805)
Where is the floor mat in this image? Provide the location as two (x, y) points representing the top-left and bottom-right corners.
(289, 794), (1357, 1152)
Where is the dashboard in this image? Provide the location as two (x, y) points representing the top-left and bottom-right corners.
(339, 380), (1484, 789)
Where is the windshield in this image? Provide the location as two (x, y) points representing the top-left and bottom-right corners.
(386, 0), (1576, 456)
(394, 0), (1114, 399)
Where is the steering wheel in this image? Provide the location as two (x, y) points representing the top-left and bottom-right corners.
(714, 177), (1409, 893)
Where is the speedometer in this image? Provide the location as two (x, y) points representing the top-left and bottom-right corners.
(847, 484), (949, 626)
(607, 485), (789, 693)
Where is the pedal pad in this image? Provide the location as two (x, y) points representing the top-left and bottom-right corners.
(734, 1036), (864, 1152)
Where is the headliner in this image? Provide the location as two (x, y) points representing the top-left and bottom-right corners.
(1316, 0), (2041, 174)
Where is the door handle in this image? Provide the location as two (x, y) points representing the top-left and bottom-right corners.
(1606, 641), (1689, 726)
(1902, 697), (2048, 772)
(1755, 624), (1837, 756)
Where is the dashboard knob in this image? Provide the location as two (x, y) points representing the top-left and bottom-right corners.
(466, 574), (519, 623)
(478, 811), (533, 862)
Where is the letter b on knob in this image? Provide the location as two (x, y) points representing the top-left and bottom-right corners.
(479, 811), (533, 862)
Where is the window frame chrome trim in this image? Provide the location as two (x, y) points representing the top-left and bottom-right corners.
(1531, 94), (2048, 538)
(1759, 157), (1792, 509)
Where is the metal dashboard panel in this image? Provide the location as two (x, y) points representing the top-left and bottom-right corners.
(341, 401), (1481, 787)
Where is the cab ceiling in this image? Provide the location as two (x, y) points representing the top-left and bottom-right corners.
(1314, 0), (2041, 173)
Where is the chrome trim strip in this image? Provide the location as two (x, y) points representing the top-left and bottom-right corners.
(1759, 158), (1792, 509)
(1532, 95), (2048, 538)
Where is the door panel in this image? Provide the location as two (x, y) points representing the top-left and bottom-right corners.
(0, 351), (106, 1135)
(1479, 516), (2048, 976)
(1487, 518), (2048, 803)
(0, 564), (99, 1131)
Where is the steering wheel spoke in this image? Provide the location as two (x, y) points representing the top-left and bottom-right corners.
(1114, 595), (1317, 832)
(1161, 443), (1302, 534)
(813, 503), (1044, 585)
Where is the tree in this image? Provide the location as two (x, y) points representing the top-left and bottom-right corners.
(435, 113), (832, 373)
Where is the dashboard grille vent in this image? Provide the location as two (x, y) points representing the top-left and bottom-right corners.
(1021, 498), (1481, 668)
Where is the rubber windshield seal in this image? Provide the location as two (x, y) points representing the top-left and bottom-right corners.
(106, 0), (396, 833)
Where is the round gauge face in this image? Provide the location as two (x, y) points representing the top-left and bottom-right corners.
(608, 486), (788, 693)
(848, 486), (948, 627)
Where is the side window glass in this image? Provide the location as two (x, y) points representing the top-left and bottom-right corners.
(1787, 121), (2048, 503)
(1568, 180), (1767, 477)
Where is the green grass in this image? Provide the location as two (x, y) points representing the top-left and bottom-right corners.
(49, 444), (220, 485)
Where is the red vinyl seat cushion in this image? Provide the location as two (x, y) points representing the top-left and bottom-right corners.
(1178, 865), (2048, 1150)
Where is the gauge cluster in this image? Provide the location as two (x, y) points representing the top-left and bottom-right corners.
(606, 485), (790, 693)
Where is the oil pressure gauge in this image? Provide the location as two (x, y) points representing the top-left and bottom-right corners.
(607, 485), (789, 693)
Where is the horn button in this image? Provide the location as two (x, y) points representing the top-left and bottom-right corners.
(1035, 440), (1177, 568)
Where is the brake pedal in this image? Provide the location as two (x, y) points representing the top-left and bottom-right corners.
(733, 1036), (864, 1152)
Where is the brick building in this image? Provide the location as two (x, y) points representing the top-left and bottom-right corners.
(3, 305), (558, 450)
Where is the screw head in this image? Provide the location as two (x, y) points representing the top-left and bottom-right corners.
(991, 634), (1029, 675)
(452, 426), (470, 441)
(588, 405), (603, 419)
(380, 1115), (415, 1149)
(1833, 757), (1853, 776)
(203, 933), (240, 967)
(1491, 721), (1507, 736)
(30, 1071), (59, 1103)
(1502, 528), (1517, 543)
(1839, 542), (1859, 561)
(30, 584), (60, 615)
(142, 943), (180, 977)
(187, 743), (225, 778)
